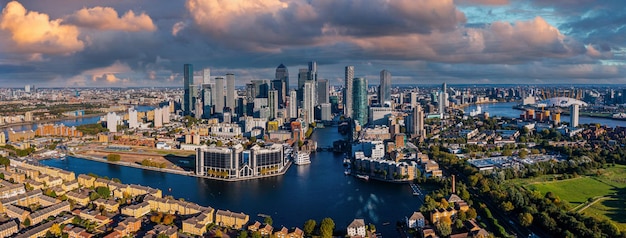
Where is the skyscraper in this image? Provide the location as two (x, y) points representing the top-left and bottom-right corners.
(352, 77), (368, 126)
(410, 105), (425, 138)
(201, 83), (213, 119)
(308, 61), (317, 82)
(214, 77), (225, 113)
(289, 90), (298, 119)
(276, 64), (289, 103)
(271, 79), (285, 107)
(344, 66), (354, 118)
(268, 90), (278, 120)
(226, 73), (235, 111)
(317, 79), (329, 104)
(570, 104), (579, 127)
(379, 69), (391, 103)
(183, 64), (193, 115)
(203, 68), (211, 84)
(303, 81), (315, 123)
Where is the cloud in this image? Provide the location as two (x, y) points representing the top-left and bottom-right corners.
(172, 21), (186, 36)
(66, 6), (156, 32)
(455, 0), (509, 5)
(0, 1), (84, 55)
(185, 0), (467, 51)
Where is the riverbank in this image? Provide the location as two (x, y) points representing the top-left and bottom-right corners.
(0, 113), (106, 129)
(66, 153), (293, 182)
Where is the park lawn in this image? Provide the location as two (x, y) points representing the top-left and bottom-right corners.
(525, 177), (615, 206)
(582, 197), (626, 231)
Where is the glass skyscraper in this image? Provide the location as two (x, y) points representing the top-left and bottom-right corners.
(352, 77), (368, 126)
(379, 69), (391, 103)
(183, 64), (194, 115)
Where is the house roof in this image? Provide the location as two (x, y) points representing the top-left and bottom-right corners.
(409, 211), (425, 220)
(348, 219), (366, 228)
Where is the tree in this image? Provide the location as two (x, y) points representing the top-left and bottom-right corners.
(320, 217), (335, 238)
(368, 223), (376, 232)
(454, 219), (464, 230)
(0, 157), (10, 170)
(264, 216), (273, 226)
(500, 201), (514, 213)
(466, 208), (477, 220)
(436, 222), (452, 237)
(163, 214), (175, 225)
(439, 198), (449, 208)
(518, 150), (528, 159)
(251, 231), (262, 238)
(518, 212), (533, 227)
(303, 219), (316, 236)
(23, 218), (31, 227)
(502, 149), (513, 156)
(156, 234), (169, 238)
(95, 186), (111, 199)
(237, 230), (249, 238)
(49, 223), (62, 236)
(106, 154), (121, 162)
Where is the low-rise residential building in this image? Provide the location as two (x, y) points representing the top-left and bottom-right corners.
(121, 201), (151, 218)
(5, 204), (29, 222)
(73, 209), (111, 226)
(182, 213), (212, 236)
(215, 209), (249, 229)
(28, 201), (70, 225)
(407, 211), (425, 229)
(0, 180), (26, 198)
(66, 191), (90, 207)
(77, 174), (96, 188)
(94, 198), (120, 213)
(0, 220), (18, 237)
(347, 219), (367, 237)
(260, 224), (274, 236)
(274, 226), (289, 238)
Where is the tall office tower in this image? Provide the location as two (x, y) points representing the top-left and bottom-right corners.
(410, 92), (418, 109)
(570, 104), (579, 127)
(268, 90), (278, 120)
(352, 77), (368, 126)
(154, 108), (163, 128)
(379, 69), (391, 103)
(320, 103), (332, 121)
(203, 68), (211, 84)
(128, 107), (138, 129)
(24, 85), (31, 93)
(201, 84), (213, 119)
(303, 81), (315, 123)
(317, 79), (329, 104)
(439, 91), (447, 116)
(344, 66), (354, 118)
(271, 79), (285, 107)
(276, 64), (289, 102)
(162, 106), (171, 124)
(289, 90), (298, 119)
(169, 101), (175, 113)
(308, 61), (317, 81)
(214, 77), (225, 113)
(251, 80), (269, 98)
(183, 64), (194, 115)
(411, 105), (425, 138)
(442, 82), (447, 94)
(297, 68), (308, 103)
(194, 98), (203, 119)
(106, 112), (118, 133)
(226, 73), (235, 110)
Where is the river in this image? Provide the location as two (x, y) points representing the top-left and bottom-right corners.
(464, 102), (626, 128)
(2, 105), (155, 135)
(41, 127), (420, 236)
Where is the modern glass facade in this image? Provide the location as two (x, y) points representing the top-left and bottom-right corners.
(352, 77), (368, 126)
(183, 64), (193, 115)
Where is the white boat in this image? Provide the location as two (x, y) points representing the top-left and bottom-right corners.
(293, 151), (311, 165)
(356, 174), (369, 181)
(344, 168), (351, 175)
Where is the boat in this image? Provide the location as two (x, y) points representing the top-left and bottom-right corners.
(356, 174), (369, 181)
(344, 168), (351, 175)
(293, 151), (311, 165)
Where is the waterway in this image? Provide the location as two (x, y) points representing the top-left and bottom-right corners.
(41, 127), (420, 236)
(464, 102), (626, 128)
(2, 105), (155, 135)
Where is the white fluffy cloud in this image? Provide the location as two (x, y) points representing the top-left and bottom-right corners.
(67, 6), (156, 32)
(0, 1), (84, 55)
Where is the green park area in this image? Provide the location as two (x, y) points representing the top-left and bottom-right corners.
(524, 165), (626, 231)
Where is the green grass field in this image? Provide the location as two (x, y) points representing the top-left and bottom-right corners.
(521, 165), (626, 231)
(526, 177), (616, 205)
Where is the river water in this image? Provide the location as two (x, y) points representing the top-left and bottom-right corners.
(41, 127), (420, 235)
(464, 102), (626, 128)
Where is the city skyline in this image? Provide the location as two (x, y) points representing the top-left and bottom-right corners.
(0, 0), (625, 87)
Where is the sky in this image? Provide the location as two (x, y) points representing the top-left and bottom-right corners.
(0, 0), (624, 87)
